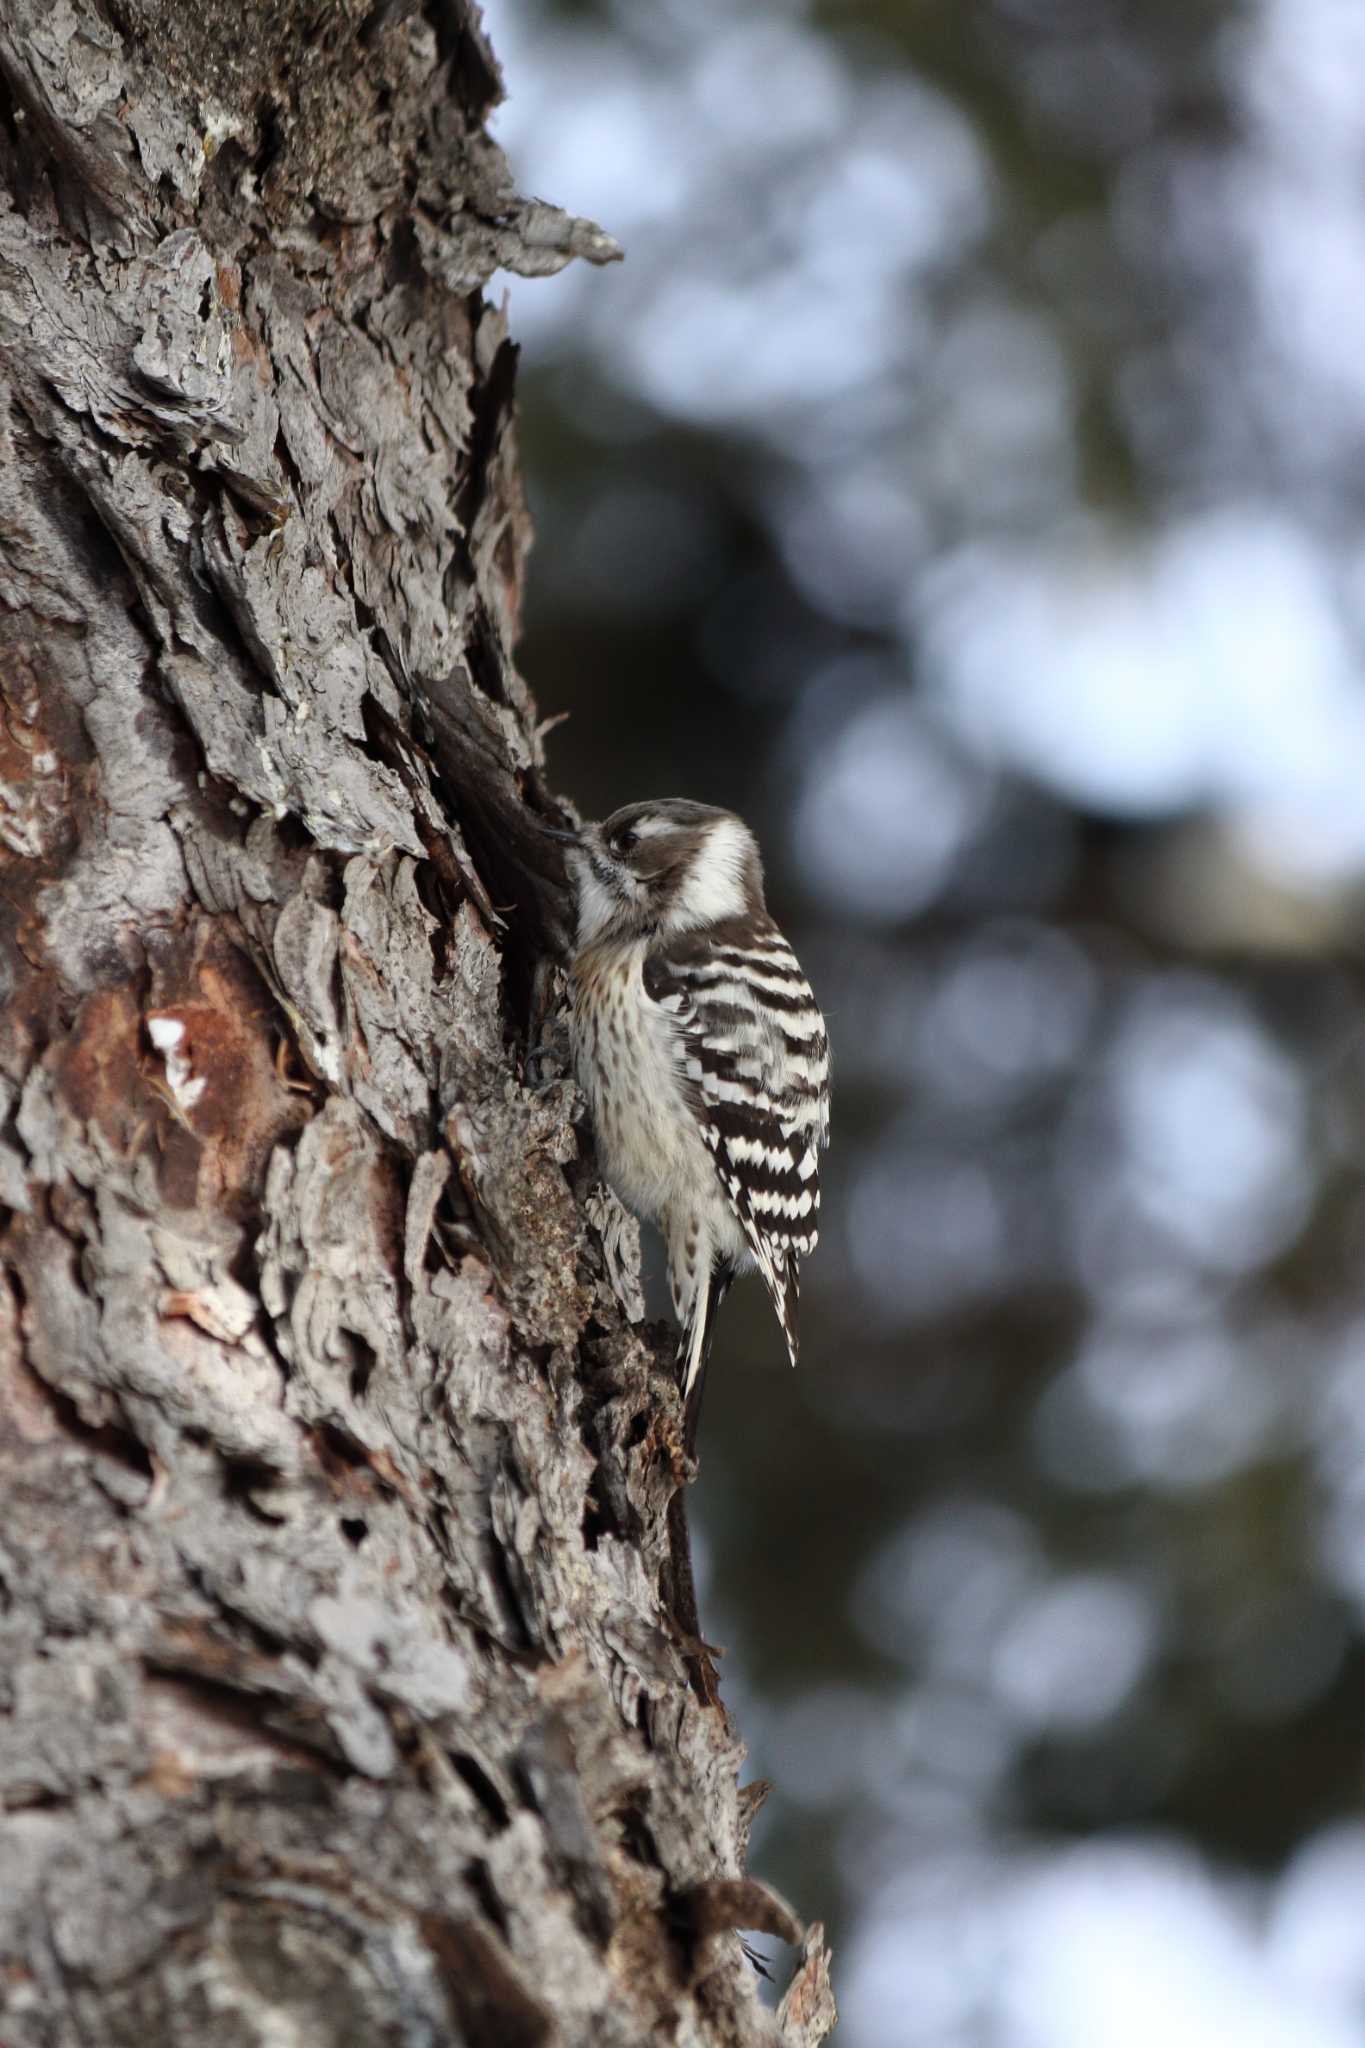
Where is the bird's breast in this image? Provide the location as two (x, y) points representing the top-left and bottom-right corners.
(568, 942), (718, 1229)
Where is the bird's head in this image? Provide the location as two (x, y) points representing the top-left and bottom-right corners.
(546, 799), (766, 945)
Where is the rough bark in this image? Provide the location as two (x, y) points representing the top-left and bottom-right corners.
(0, 4), (835, 2042)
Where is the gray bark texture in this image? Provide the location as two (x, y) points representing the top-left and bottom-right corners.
(0, 3), (837, 2042)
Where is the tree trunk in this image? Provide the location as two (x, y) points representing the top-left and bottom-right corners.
(0, 4), (835, 2042)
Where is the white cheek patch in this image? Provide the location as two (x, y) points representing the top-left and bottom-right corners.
(666, 817), (754, 932)
(572, 846), (650, 942)
(571, 851), (621, 943)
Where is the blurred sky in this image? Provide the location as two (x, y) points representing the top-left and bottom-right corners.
(480, 1), (1365, 2040)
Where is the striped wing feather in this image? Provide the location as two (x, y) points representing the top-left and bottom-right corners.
(645, 917), (829, 1368)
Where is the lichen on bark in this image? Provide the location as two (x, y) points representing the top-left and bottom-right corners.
(0, 2), (834, 2042)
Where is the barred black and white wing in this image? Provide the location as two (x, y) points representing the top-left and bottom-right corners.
(644, 917), (830, 1377)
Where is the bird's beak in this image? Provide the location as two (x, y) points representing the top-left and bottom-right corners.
(535, 817), (583, 846)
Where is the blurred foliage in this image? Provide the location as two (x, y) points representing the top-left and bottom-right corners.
(486, 0), (1365, 2038)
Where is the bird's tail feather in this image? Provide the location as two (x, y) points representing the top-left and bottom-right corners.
(681, 1264), (733, 1457)
(778, 1257), (800, 1371)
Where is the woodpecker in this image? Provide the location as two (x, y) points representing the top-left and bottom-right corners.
(547, 799), (830, 1451)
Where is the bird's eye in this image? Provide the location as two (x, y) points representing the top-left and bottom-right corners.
(611, 827), (640, 856)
